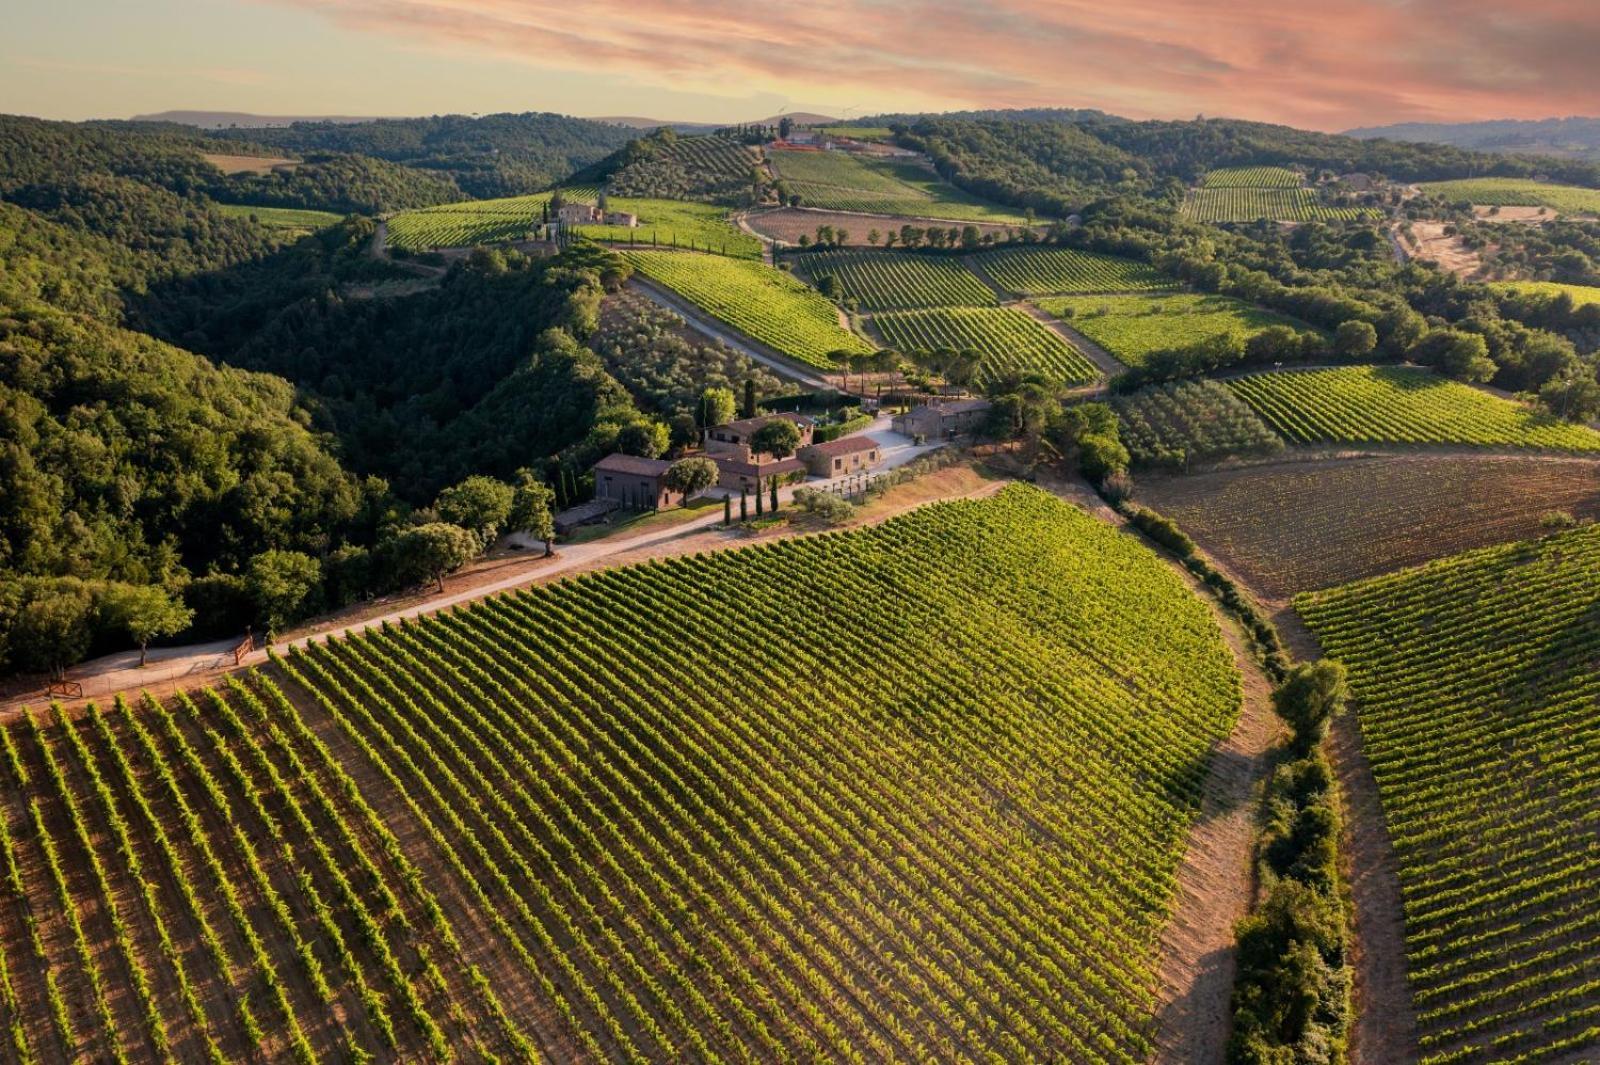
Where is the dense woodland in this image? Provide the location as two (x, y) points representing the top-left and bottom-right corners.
(204, 111), (636, 198)
(3, 107), (1600, 679)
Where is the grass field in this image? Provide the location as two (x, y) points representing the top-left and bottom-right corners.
(789, 249), (997, 309)
(1181, 187), (1373, 223)
(1036, 293), (1318, 368)
(0, 486), (1240, 1063)
(1297, 526), (1600, 1063)
(1419, 177), (1600, 215)
(1141, 454), (1600, 597)
(387, 190), (760, 257)
(1227, 365), (1600, 451)
(623, 250), (872, 368)
(768, 149), (1034, 223)
(1112, 379), (1285, 469)
(873, 306), (1100, 385)
(214, 203), (343, 232)
(972, 246), (1176, 295)
(1492, 279), (1600, 307)
(1200, 166), (1303, 188)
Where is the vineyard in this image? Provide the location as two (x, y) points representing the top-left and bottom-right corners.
(1226, 365), (1600, 451)
(0, 486), (1242, 1064)
(872, 306), (1100, 385)
(1141, 454), (1600, 597)
(767, 149), (1032, 223)
(623, 250), (873, 368)
(1180, 187), (1371, 223)
(1493, 280), (1600, 307)
(1200, 166), (1303, 188)
(788, 249), (997, 309)
(214, 204), (343, 232)
(1419, 177), (1600, 215)
(1111, 379), (1285, 469)
(386, 191), (760, 257)
(1036, 293), (1318, 368)
(604, 135), (760, 203)
(972, 246), (1176, 295)
(1297, 526), (1600, 1063)
(385, 190), (571, 249)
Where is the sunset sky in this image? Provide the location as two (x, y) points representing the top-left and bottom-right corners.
(7, 0), (1599, 130)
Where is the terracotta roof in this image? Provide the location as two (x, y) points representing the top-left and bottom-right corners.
(592, 453), (673, 477)
(715, 411), (814, 437)
(802, 435), (880, 458)
(717, 457), (806, 478)
(923, 398), (990, 415)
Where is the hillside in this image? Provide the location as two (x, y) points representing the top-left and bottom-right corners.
(0, 485), (1242, 1062)
(203, 112), (636, 198)
(1346, 116), (1600, 161)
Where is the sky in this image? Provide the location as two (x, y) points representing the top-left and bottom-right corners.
(5, 0), (1599, 131)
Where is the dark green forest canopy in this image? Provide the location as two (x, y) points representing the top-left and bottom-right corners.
(200, 111), (637, 198)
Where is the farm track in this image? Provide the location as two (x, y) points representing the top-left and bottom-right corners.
(625, 276), (831, 387)
(1015, 301), (1128, 377)
(1147, 556), (1281, 1065)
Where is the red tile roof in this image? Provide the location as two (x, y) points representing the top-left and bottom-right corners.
(592, 453), (673, 477)
(802, 435), (880, 458)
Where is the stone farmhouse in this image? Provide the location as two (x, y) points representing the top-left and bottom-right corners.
(556, 202), (639, 228)
(797, 435), (882, 478)
(891, 398), (992, 440)
(703, 412), (813, 492)
(591, 454), (683, 510)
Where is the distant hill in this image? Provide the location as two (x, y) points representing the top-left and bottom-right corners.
(754, 111), (839, 127)
(1345, 117), (1600, 162)
(132, 109), (386, 128)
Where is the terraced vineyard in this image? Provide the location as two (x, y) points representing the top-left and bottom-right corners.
(1227, 365), (1600, 451)
(606, 135), (760, 203)
(1419, 177), (1600, 215)
(1142, 454), (1600, 597)
(623, 250), (872, 368)
(973, 246), (1176, 295)
(1200, 166), (1304, 188)
(1181, 187), (1371, 223)
(0, 486), (1241, 1064)
(768, 149), (1033, 223)
(1298, 527), (1600, 1063)
(789, 249), (997, 309)
(1037, 293), (1318, 368)
(873, 306), (1099, 385)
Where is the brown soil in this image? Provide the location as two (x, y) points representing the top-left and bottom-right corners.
(1136, 453), (1600, 600)
(1403, 222), (1485, 279)
(1272, 611), (1419, 1065)
(199, 153), (299, 176)
(744, 208), (1017, 246)
(1471, 205), (1557, 223)
(1149, 582), (1282, 1065)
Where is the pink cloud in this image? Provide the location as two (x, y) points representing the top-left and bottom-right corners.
(269, 0), (1600, 129)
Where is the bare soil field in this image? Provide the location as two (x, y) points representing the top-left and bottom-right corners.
(199, 152), (300, 175)
(1471, 205), (1557, 223)
(745, 208), (1017, 246)
(1138, 453), (1600, 599)
(1402, 221), (1484, 279)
